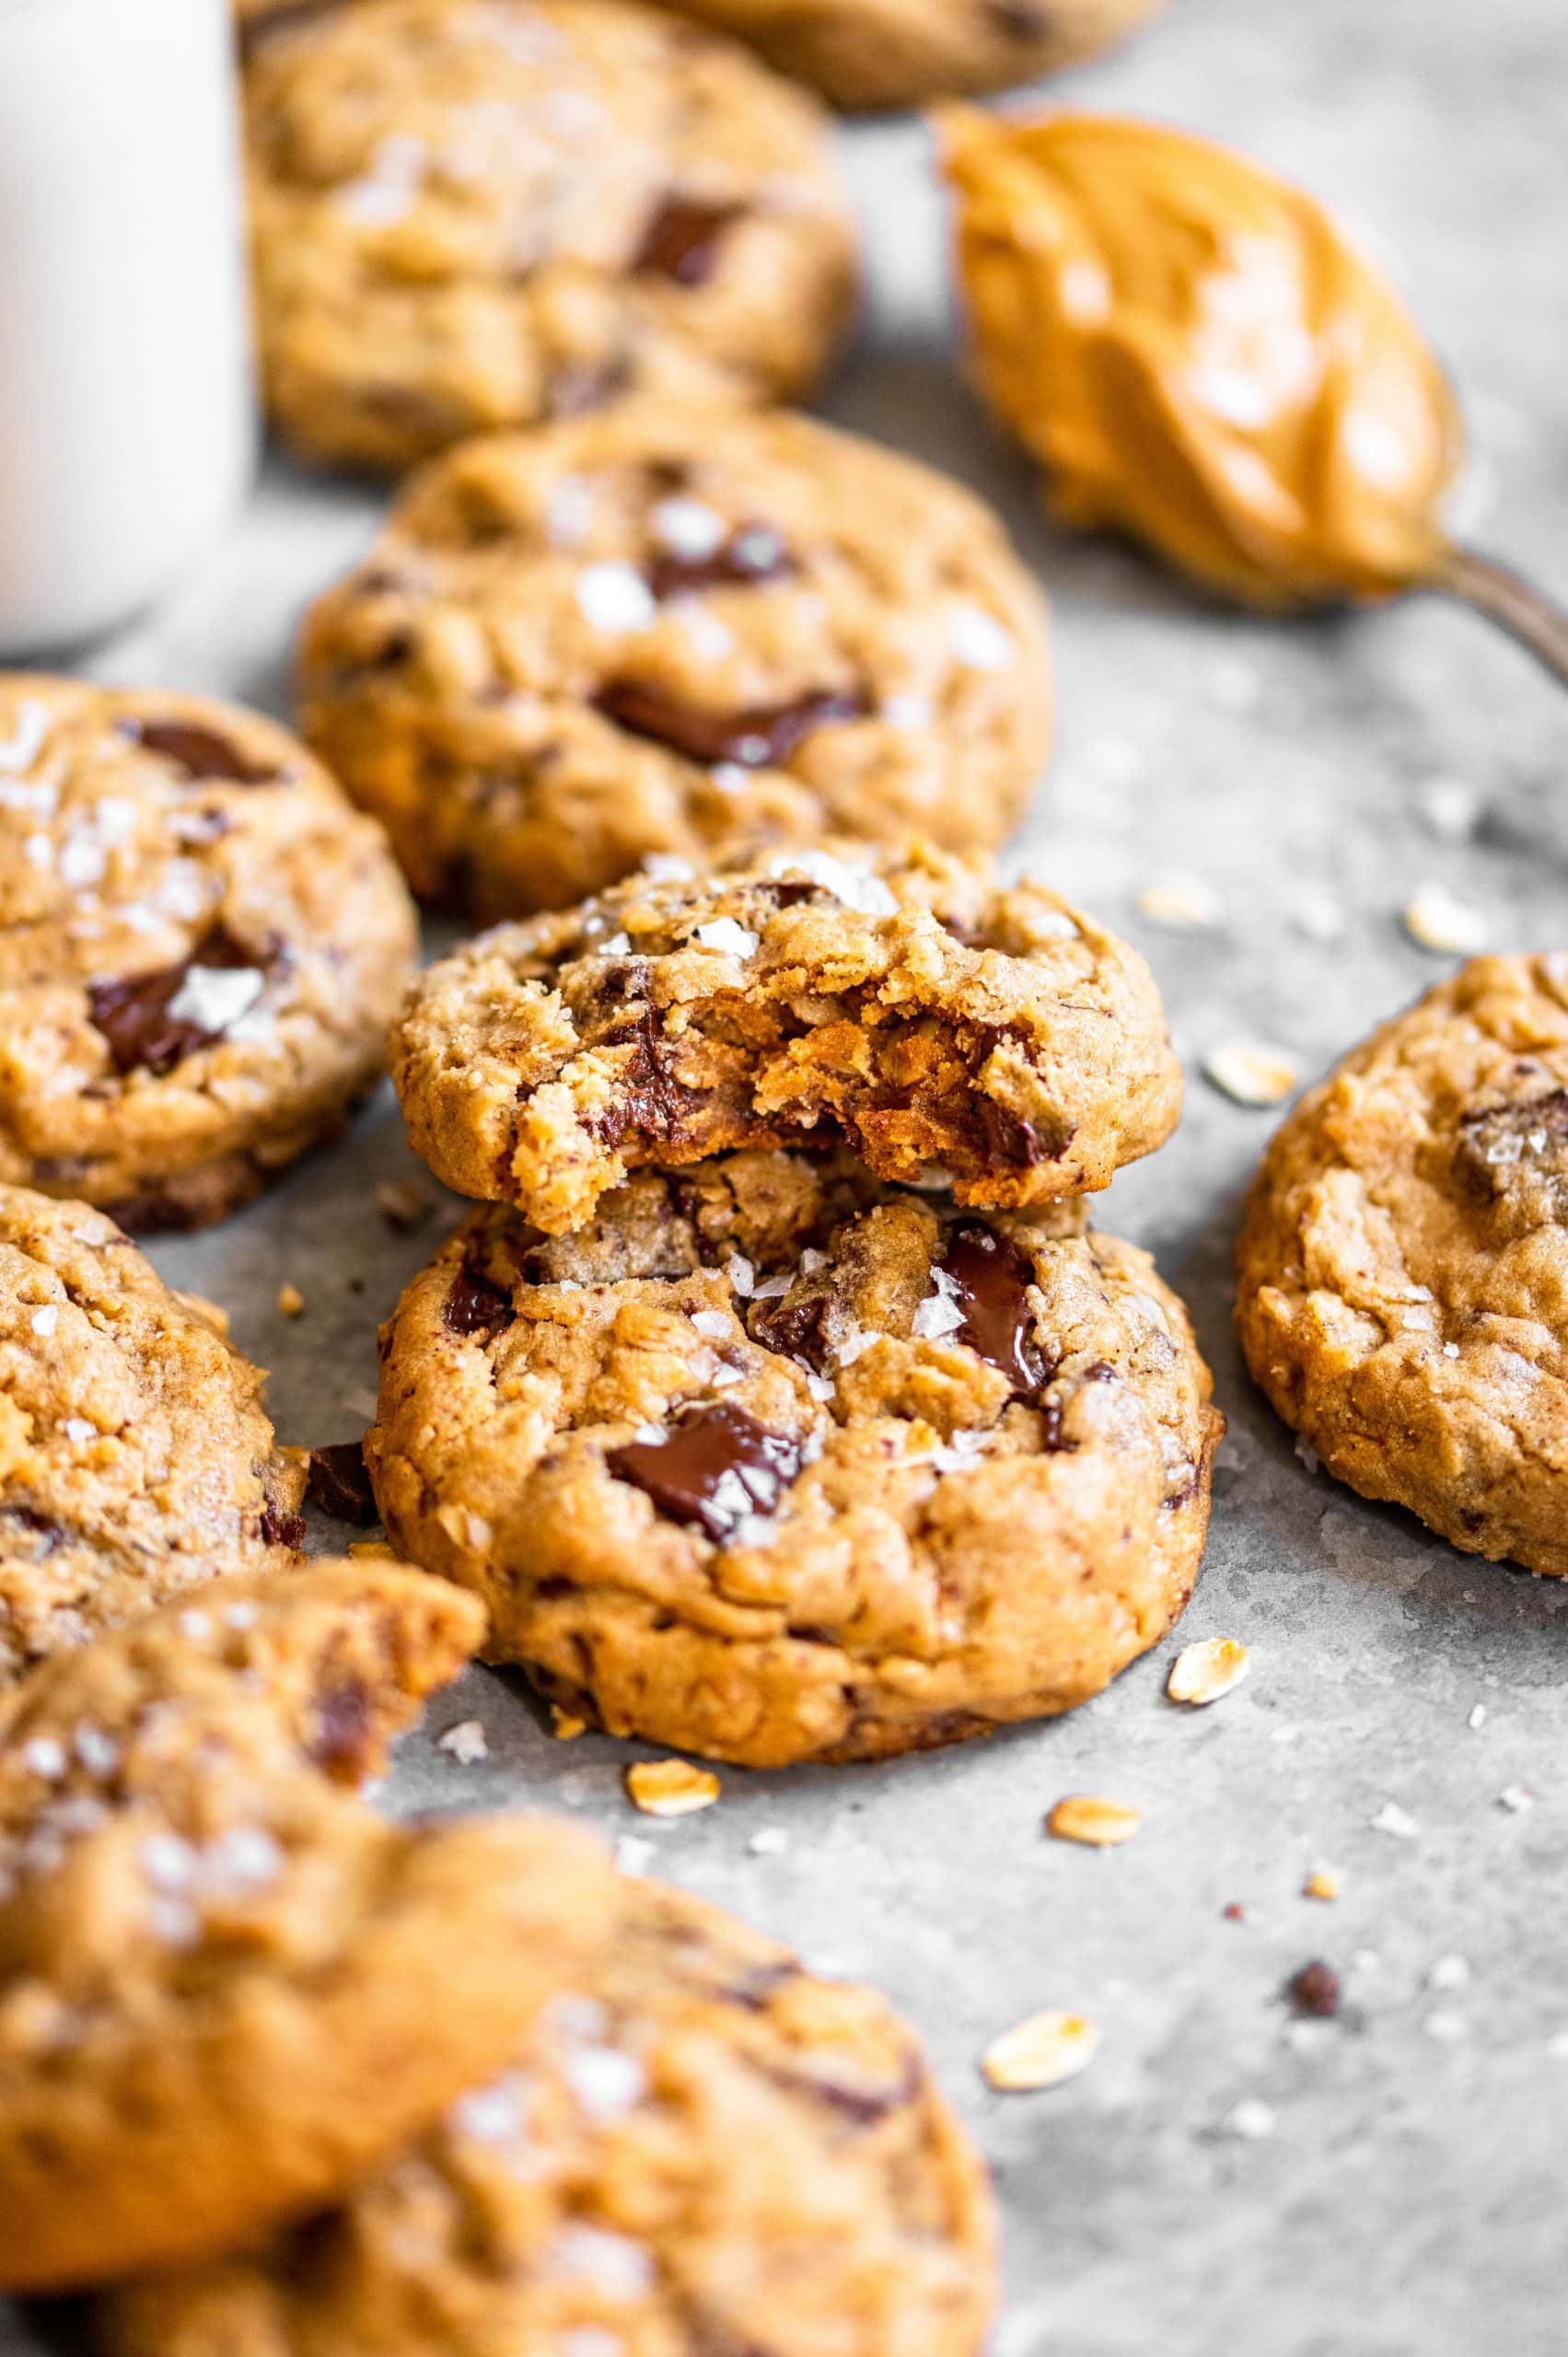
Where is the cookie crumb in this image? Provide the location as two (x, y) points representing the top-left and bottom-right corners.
(1045, 1794), (1141, 1847)
(1403, 882), (1488, 954)
(1302, 1868), (1340, 1902)
(981, 2009), (1098, 2092)
(276, 1282), (305, 1317)
(551, 1706), (587, 1741)
(1203, 1044), (1298, 1107)
(437, 1720), (489, 1765)
(1167, 1637), (1250, 1706)
(375, 1178), (433, 1231)
(1498, 1783), (1534, 1813)
(626, 1759), (720, 1817)
(347, 1538), (397, 1558)
(1370, 1801), (1418, 1839)
(1222, 1901), (1248, 1923)
(1286, 1960), (1341, 2017)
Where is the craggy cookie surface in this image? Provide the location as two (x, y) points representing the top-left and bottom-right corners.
(0, 1562), (609, 2292)
(390, 842), (1182, 1236)
(107, 1874), (996, 2356)
(0, 1186), (305, 1689)
(1237, 955), (1568, 1578)
(367, 1150), (1219, 1764)
(244, 0), (857, 471)
(0, 679), (416, 1232)
(299, 409), (1054, 917)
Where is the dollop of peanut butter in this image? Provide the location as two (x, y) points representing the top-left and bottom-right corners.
(941, 109), (1463, 609)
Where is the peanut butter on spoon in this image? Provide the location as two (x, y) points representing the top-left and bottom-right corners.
(940, 109), (1568, 679)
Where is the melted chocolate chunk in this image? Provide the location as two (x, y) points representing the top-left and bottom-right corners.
(587, 1008), (691, 1147)
(1287, 1959), (1342, 2018)
(749, 1284), (834, 1373)
(1453, 1088), (1568, 1202)
(310, 1678), (374, 1781)
(975, 1096), (1073, 1171)
(938, 1224), (1045, 1397)
(596, 680), (868, 768)
(608, 1400), (802, 1542)
(645, 523), (792, 602)
(633, 195), (745, 286)
(87, 925), (272, 1077)
(261, 1503), (307, 1550)
(306, 1441), (378, 1526)
(119, 717), (278, 785)
(444, 1261), (517, 1339)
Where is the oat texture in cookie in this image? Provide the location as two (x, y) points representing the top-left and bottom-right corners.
(106, 1872), (996, 2357)
(242, 0), (858, 471)
(0, 1560), (610, 2291)
(0, 1185), (308, 1688)
(389, 841), (1182, 1237)
(366, 1149), (1221, 1765)
(0, 678), (416, 1232)
(1237, 955), (1568, 1576)
(298, 408), (1054, 917)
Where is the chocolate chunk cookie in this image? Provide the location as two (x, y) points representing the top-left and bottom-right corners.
(1237, 956), (1568, 1578)
(106, 1873), (996, 2355)
(366, 1150), (1219, 1765)
(0, 1185), (308, 1688)
(243, 0), (857, 472)
(0, 679), (416, 1232)
(298, 408), (1054, 917)
(0, 1562), (610, 2292)
(389, 841), (1182, 1237)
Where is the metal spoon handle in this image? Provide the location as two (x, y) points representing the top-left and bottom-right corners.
(1431, 543), (1568, 690)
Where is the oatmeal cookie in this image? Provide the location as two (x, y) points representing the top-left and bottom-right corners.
(366, 1150), (1219, 1765)
(1237, 956), (1568, 1577)
(0, 1562), (610, 2291)
(297, 408), (1054, 917)
(0, 1185), (306, 1689)
(389, 841), (1181, 1237)
(0, 678), (416, 1232)
(106, 1873), (996, 2355)
(243, 0), (857, 471)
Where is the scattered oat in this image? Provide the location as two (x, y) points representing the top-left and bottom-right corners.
(1136, 878), (1218, 929)
(1403, 882), (1488, 955)
(275, 1283), (305, 1318)
(551, 1706), (587, 1741)
(1428, 1954), (1471, 1992)
(1203, 1044), (1298, 1107)
(1371, 1801), (1418, 1839)
(1498, 1784), (1534, 1813)
(1221, 2097), (1276, 2141)
(375, 1178), (432, 1231)
(1302, 1868), (1340, 1902)
(626, 1759), (720, 1817)
(348, 1538), (397, 1558)
(1167, 1637), (1250, 1706)
(1286, 1960), (1341, 2017)
(1045, 1794), (1141, 1847)
(437, 1720), (489, 1765)
(981, 2009), (1098, 2092)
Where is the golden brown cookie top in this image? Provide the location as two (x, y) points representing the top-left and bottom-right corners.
(0, 1184), (306, 1688)
(389, 839), (1181, 1233)
(106, 1875), (997, 2357)
(942, 109), (1461, 609)
(1237, 955), (1568, 1575)
(297, 407), (1053, 916)
(0, 1560), (610, 2293)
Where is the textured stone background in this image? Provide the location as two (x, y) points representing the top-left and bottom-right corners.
(6, 0), (1568, 2348)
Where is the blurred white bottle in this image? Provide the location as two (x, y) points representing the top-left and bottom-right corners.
(0, 0), (255, 655)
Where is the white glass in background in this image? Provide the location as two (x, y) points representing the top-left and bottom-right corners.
(0, 0), (255, 656)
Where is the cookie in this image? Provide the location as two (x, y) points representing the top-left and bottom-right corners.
(389, 840), (1182, 1237)
(366, 1150), (1220, 1765)
(0, 1185), (307, 1689)
(243, 0), (858, 472)
(649, 0), (1167, 111)
(1237, 955), (1568, 1579)
(0, 678), (417, 1232)
(297, 408), (1055, 918)
(105, 1873), (996, 2355)
(0, 1561), (610, 2292)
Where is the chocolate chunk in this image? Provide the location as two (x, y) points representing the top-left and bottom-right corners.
(720, 1958), (804, 2011)
(1287, 1959), (1341, 2018)
(749, 1284), (833, 1373)
(545, 354), (633, 419)
(938, 1224), (1045, 1397)
(633, 195), (745, 286)
(306, 1441), (378, 1527)
(975, 1096), (1073, 1170)
(597, 680), (868, 768)
(608, 1400), (802, 1542)
(444, 1261), (517, 1338)
(1453, 1088), (1568, 1202)
(261, 1503), (307, 1550)
(988, 0), (1046, 35)
(119, 717), (278, 785)
(310, 1678), (374, 1781)
(587, 1008), (692, 1147)
(645, 523), (792, 602)
(87, 925), (271, 1076)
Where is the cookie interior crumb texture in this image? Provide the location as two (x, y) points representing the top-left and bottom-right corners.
(389, 841), (1182, 1236)
(297, 408), (1054, 918)
(367, 1150), (1220, 1766)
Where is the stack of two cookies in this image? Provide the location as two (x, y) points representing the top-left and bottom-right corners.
(367, 835), (1224, 1769)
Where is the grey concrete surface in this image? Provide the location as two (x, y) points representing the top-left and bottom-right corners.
(6, 0), (1568, 2348)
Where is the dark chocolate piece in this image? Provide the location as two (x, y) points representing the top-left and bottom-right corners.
(596, 680), (867, 767)
(608, 1399), (801, 1541)
(937, 1224), (1045, 1397)
(87, 925), (271, 1076)
(306, 1442), (379, 1527)
(119, 717), (278, 785)
(633, 195), (745, 286)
